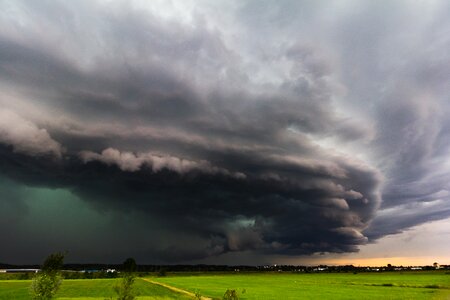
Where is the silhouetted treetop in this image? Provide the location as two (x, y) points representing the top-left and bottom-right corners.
(122, 258), (137, 272)
(41, 252), (65, 273)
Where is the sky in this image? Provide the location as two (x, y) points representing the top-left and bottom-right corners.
(0, 0), (449, 266)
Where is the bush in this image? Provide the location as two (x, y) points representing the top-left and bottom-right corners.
(157, 268), (167, 277)
(18, 273), (32, 280)
(30, 252), (65, 300)
(223, 289), (239, 300)
(30, 272), (63, 299)
(114, 273), (136, 300)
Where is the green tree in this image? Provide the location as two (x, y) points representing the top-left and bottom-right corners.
(30, 252), (65, 299)
(114, 258), (137, 300)
(114, 274), (135, 300)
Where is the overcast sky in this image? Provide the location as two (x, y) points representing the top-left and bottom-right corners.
(1, 0), (449, 265)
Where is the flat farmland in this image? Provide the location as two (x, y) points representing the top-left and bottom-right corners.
(0, 278), (191, 300)
(0, 272), (449, 299)
(152, 272), (450, 300)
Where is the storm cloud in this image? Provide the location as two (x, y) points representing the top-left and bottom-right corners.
(0, 0), (449, 263)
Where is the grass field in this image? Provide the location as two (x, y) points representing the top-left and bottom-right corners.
(0, 278), (191, 300)
(152, 272), (450, 300)
(0, 272), (449, 299)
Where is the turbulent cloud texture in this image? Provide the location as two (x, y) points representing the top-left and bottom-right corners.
(0, 0), (449, 263)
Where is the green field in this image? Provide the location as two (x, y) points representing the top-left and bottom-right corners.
(1, 272), (449, 299)
(0, 278), (191, 300)
(153, 272), (450, 300)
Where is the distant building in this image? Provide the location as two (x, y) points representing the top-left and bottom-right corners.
(1, 269), (39, 273)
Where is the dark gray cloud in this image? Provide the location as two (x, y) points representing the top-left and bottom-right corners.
(0, 0), (449, 263)
(0, 140), (381, 262)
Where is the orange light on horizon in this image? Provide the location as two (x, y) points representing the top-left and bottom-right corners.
(314, 256), (450, 267)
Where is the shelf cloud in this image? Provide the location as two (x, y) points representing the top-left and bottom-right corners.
(0, 0), (449, 263)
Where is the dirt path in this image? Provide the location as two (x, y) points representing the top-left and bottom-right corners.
(140, 278), (212, 300)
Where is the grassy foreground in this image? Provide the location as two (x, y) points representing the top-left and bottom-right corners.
(152, 272), (450, 300)
(0, 272), (449, 299)
(0, 278), (191, 300)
